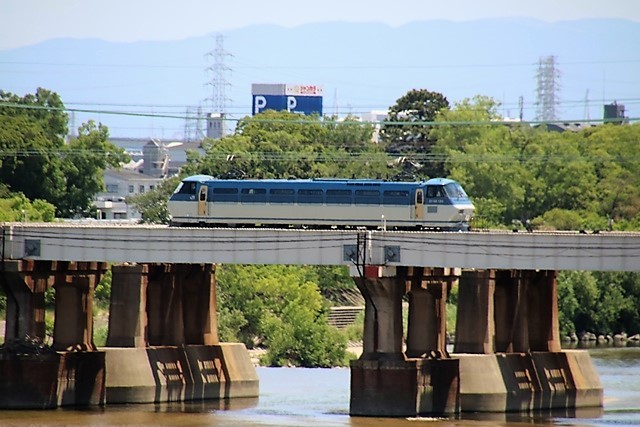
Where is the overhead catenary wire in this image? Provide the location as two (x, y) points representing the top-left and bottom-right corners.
(2, 101), (639, 127)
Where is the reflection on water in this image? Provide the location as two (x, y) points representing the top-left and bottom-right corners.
(1, 348), (639, 426)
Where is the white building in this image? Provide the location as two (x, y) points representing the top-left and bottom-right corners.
(93, 139), (173, 220)
(359, 110), (389, 143)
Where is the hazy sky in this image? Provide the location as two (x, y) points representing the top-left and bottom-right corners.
(2, 0), (640, 50)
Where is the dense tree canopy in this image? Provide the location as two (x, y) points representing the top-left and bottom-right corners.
(432, 95), (640, 230)
(380, 89), (450, 178)
(0, 192), (56, 222)
(0, 89), (128, 217)
(0, 112), (66, 205)
(216, 265), (349, 367)
(59, 121), (129, 217)
(184, 110), (389, 180)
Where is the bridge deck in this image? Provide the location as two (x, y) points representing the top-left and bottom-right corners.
(2, 223), (640, 271)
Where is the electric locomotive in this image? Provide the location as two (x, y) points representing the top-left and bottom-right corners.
(167, 175), (474, 230)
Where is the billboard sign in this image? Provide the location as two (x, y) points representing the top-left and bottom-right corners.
(252, 95), (323, 116)
(251, 83), (323, 116)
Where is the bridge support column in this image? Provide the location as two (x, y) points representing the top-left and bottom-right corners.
(526, 270), (561, 352)
(453, 269), (601, 413)
(353, 268), (404, 360)
(182, 263), (218, 345)
(494, 270), (530, 352)
(102, 262), (256, 405)
(0, 261), (106, 408)
(405, 267), (457, 358)
(107, 264), (148, 347)
(494, 269), (561, 353)
(145, 263), (219, 346)
(454, 269), (495, 354)
(1, 260), (50, 343)
(52, 262), (107, 351)
(350, 266), (459, 417)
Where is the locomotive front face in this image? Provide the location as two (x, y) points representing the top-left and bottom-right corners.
(167, 176), (213, 226)
(422, 180), (475, 231)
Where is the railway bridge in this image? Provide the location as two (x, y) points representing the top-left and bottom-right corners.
(2, 222), (640, 415)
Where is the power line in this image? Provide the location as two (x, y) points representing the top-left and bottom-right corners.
(2, 148), (639, 165)
(3, 101), (639, 126)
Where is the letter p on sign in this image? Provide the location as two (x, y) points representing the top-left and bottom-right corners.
(254, 96), (267, 114)
(287, 96), (297, 112)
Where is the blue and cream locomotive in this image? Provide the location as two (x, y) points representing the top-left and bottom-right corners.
(167, 175), (475, 231)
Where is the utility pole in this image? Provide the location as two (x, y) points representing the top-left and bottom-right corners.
(518, 96), (524, 122)
(584, 89), (591, 121)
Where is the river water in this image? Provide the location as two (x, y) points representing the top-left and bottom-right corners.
(1, 347), (639, 426)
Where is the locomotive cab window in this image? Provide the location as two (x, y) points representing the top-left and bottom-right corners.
(176, 181), (197, 195)
(426, 186), (444, 198)
(444, 182), (468, 198)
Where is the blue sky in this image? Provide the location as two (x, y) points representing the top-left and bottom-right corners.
(2, 0), (640, 50)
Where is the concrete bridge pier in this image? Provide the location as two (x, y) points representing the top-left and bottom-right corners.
(405, 267), (458, 358)
(350, 266), (459, 417)
(2, 260), (50, 343)
(0, 260), (106, 408)
(0, 260), (258, 408)
(104, 263), (258, 404)
(454, 269), (602, 413)
(52, 261), (107, 351)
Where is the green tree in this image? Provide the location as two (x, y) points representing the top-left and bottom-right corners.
(216, 264), (348, 367)
(128, 176), (181, 224)
(380, 89), (450, 177)
(432, 96), (532, 225)
(94, 268), (112, 309)
(592, 272), (639, 334)
(0, 87), (68, 140)
(580, 124), (640, 224)
(184, 111), (389, 180)
(58, 121), (129, 217)
(0, 114), (66, 205)
(1, 89), (128, 218)
(430, 96), (640, 229)
(0, 193), (56, 222)
(558, 270), (640, 336)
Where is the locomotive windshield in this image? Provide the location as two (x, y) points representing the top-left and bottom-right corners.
(444, 182), (468, 198)
(173, 181), (197, 195)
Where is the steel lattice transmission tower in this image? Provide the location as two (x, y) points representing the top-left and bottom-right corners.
(535, 55), (561, 122)
(204, 34), (233, 138)
(183, 105), (205, 142)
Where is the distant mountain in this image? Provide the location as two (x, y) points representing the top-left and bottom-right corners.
(1, 19), (638, 138)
